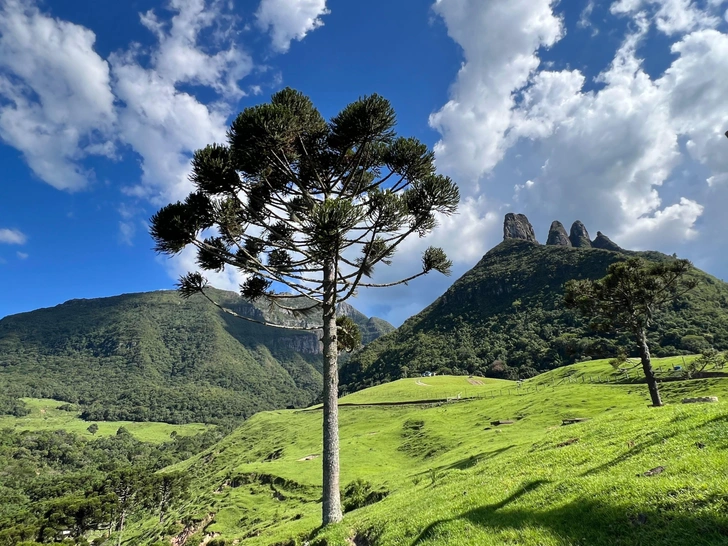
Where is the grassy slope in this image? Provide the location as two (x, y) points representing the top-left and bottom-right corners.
(126, 356), (728, 546)
(339, 375), (511, 404)
(0, 398), (208, 443)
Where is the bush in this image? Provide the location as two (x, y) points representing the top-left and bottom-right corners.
(342, 479), (388, 512)
(680, 335), (710, 353)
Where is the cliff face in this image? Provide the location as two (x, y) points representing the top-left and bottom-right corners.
(503, 213), (539, 243)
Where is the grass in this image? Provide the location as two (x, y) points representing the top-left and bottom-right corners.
(339, 375), (511, 404)
(0, 398), (209, 442)
(125, 356), (728, 545)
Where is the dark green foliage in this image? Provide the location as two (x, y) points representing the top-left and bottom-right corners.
(0, 288), (390, 424)
(341, 241), (728, 392)
(564, 257), (698, 406)
(0, 395), (30, 417)
(0, 427), (216, 545)
(341, 479), (388, 513)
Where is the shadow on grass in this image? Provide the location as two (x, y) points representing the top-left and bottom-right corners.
(582, 410), (728, 477)
(429, 445), (516, 473)
(412, 480), (728, 546)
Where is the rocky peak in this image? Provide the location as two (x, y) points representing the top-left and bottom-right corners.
(503, 213), (538, 243)
(569, 221), (592, 248)
(546, 221), (572, 247)
(592, 231), (622, 252)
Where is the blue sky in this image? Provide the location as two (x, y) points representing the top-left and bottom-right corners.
(2, 0), (728, 326)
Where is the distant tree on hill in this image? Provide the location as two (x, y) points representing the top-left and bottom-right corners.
(150, 88), (459, 525)
(565, 258), (697, 406)
(87, 423), (99, 436)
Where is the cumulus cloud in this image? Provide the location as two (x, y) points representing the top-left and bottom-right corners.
(112, 0), (254, 204)
(256, 0), (329, 53)
(610, 0), (723, 35)
(0, 0), (115, 190)
(429, 0), (564, 188)
(425, 0), (728, 275)
(0, 228), (26, 245)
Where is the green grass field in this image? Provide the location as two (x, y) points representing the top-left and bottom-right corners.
(123, 355), (728, 546)
(339, 375), (511, 404)
(0, 398), (209, 442)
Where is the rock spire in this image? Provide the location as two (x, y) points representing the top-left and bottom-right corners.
(569, 221), (592, 248)
(546, 221), (572, 247)
(503, 213), (538, 243)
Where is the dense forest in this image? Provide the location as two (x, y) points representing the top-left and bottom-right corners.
(0, 423), (228, 545)
(0, 289), (391, 424)
(341, 240), (728, 392)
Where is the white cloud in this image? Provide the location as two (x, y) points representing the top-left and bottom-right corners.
(0, 228), (26, 245)
(578, 1), (597, 30)
(162, 244), (246, 293)
(140, 0), (251, 99)
(112, 0), (254, 204)
(429, 0), (564, 188)
(0, 0), (115, 190)
(610, 0), (723, 35)
(256, 0), (329, 53)
(16, 251), (28, 260)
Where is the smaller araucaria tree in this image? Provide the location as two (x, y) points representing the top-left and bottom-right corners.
(564, 257), (697, 406)
(149, 87), (459, 524)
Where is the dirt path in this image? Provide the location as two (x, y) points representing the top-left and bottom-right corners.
(415, 379), (431, 386)
(467, 378), (484, 386)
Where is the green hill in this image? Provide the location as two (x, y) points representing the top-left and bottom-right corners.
(0, 288), (391, 424)
(341, 238), (728, 392)
(107, 357), (728, 546)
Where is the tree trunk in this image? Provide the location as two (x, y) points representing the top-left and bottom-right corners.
(321, 258), (343, 525)
(637, 328), (662, 407)
(116, 509), (126, 546)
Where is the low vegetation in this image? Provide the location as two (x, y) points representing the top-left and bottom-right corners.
(92, 356), (728, 545)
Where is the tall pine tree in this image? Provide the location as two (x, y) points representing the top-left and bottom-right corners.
(150, 88), (459, 524)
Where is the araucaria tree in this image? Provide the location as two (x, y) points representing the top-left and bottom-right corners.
(564, 258), (697, 407)
(150, 88), (459, 524)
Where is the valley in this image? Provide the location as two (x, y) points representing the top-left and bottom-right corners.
(4, 358), (725, 545)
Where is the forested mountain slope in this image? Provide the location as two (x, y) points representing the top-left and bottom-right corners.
(0, 288), (391, 424)
(341, 215), (728, 392)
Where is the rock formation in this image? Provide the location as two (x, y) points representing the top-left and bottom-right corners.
(592, 231), (622, 252)
(569, 221), (592, 248)
(546, 221), (572, 247)
(500, 214), (624, 251)
(503, 213), (538, 243)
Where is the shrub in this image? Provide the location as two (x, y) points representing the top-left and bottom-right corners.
(342, 479), (388, 512)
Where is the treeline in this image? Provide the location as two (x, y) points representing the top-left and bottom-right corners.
(0, 426), (227, 545)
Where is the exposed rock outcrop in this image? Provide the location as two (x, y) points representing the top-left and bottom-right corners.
(546, 221), (572, 247)
(503, 213), (538, 243)
(592, 231), (622, 252)
(569, 221), (592, 248)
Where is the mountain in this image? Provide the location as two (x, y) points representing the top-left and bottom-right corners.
(337, 301), (396, 345)
(0, 288), (392, 424)
(340, 214), (728, 392)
